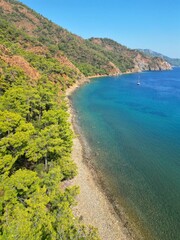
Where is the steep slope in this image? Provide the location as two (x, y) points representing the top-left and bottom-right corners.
(0, 9), (100, 240)
(0, 0), (118, 76)
(138, 49), (180, 67)
(89, 38), (172, 72)
(0, 18), (84, 92)
(0, 0), (171, 76)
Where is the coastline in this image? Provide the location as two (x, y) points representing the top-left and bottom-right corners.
(88, 73), (120, 79)
(65, 68), (180, 240)
(66, 77), (139, 240)
(66, 77), (90, 96)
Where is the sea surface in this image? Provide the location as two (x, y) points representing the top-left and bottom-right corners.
(71, 68), (180, 240)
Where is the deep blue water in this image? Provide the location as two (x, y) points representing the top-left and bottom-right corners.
(71, 68), (180, 240)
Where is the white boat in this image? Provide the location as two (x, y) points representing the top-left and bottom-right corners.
(137, 76), (141, 85)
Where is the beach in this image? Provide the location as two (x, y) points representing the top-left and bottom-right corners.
(66, 79), (136, 240)
(67, 69), (180, 240)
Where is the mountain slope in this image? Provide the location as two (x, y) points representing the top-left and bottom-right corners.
(0, 8), (100, 240)
(0, 0), (118, 76)
(0, 17), (84, 92)
(0, 0), (171, 76)
(138, 49), (180, 67)
(89, 38), (172, 72)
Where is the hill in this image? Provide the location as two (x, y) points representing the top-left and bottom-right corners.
(89, 38), (172, 72)
(0, 2), (100, 240)
(0, 0), (119, 76)
(0, 17), (84, 91)
(0, 0), (171, 76)
(138, 49), (180, 67)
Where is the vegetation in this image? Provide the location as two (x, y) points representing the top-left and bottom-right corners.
(0, 0), (114, 76)
(87, 38), (135, 72)
(0, 11), (100, 240)
(0, 17), (83, 88)
(0, 0), (168, 77)
(0, 0), (171, 77)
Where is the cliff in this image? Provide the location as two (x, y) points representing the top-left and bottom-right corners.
(133, 52), (172, 71)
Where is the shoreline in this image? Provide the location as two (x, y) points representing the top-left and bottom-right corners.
(66, 77), (140, 240)
(66, 77), (90, 97)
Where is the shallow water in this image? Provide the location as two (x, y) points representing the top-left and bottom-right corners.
(71, 68), (180, 240)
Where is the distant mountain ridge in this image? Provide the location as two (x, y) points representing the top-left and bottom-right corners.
(0, 0), (171, 77)
(137, 49), (180, 67)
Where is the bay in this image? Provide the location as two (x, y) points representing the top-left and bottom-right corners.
(71, 68), (180, 240)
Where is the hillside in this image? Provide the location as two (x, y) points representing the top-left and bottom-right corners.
(0, 0), (171, 76)
(89, 38), (172, 72)
(0, 2), (101, 240)
(138, 49), (180, 67)
(0, 0), (118, 76)
(0, 18), (84, 91)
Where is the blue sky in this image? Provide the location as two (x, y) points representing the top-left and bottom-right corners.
(19, 0), (180, 58)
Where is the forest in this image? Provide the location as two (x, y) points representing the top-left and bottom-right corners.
(0, 16), (99, 240)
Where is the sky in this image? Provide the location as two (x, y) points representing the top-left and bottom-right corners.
(19, 0), (180, 58)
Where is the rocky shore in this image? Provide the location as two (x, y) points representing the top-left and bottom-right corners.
(66, 78), (138, 240)
(69, 110), (134, 240)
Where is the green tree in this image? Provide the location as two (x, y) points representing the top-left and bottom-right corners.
(0, 169), (56, 240)
(0, 111), (35, 178)
(26, 124), (63, 170)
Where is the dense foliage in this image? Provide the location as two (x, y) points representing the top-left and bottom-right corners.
(0, 17), (83, 88)
(0, 0), (140, 76)
(0, 0), (113, 76)
(0, 0), (171, 76)
(0, 15), (100, 240)
(87, 38), (135, 73)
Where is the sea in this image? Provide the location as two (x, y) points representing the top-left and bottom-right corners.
(71, 68), (180, 240)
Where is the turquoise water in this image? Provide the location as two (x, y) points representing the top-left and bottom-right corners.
(71, 68), (180, 240)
